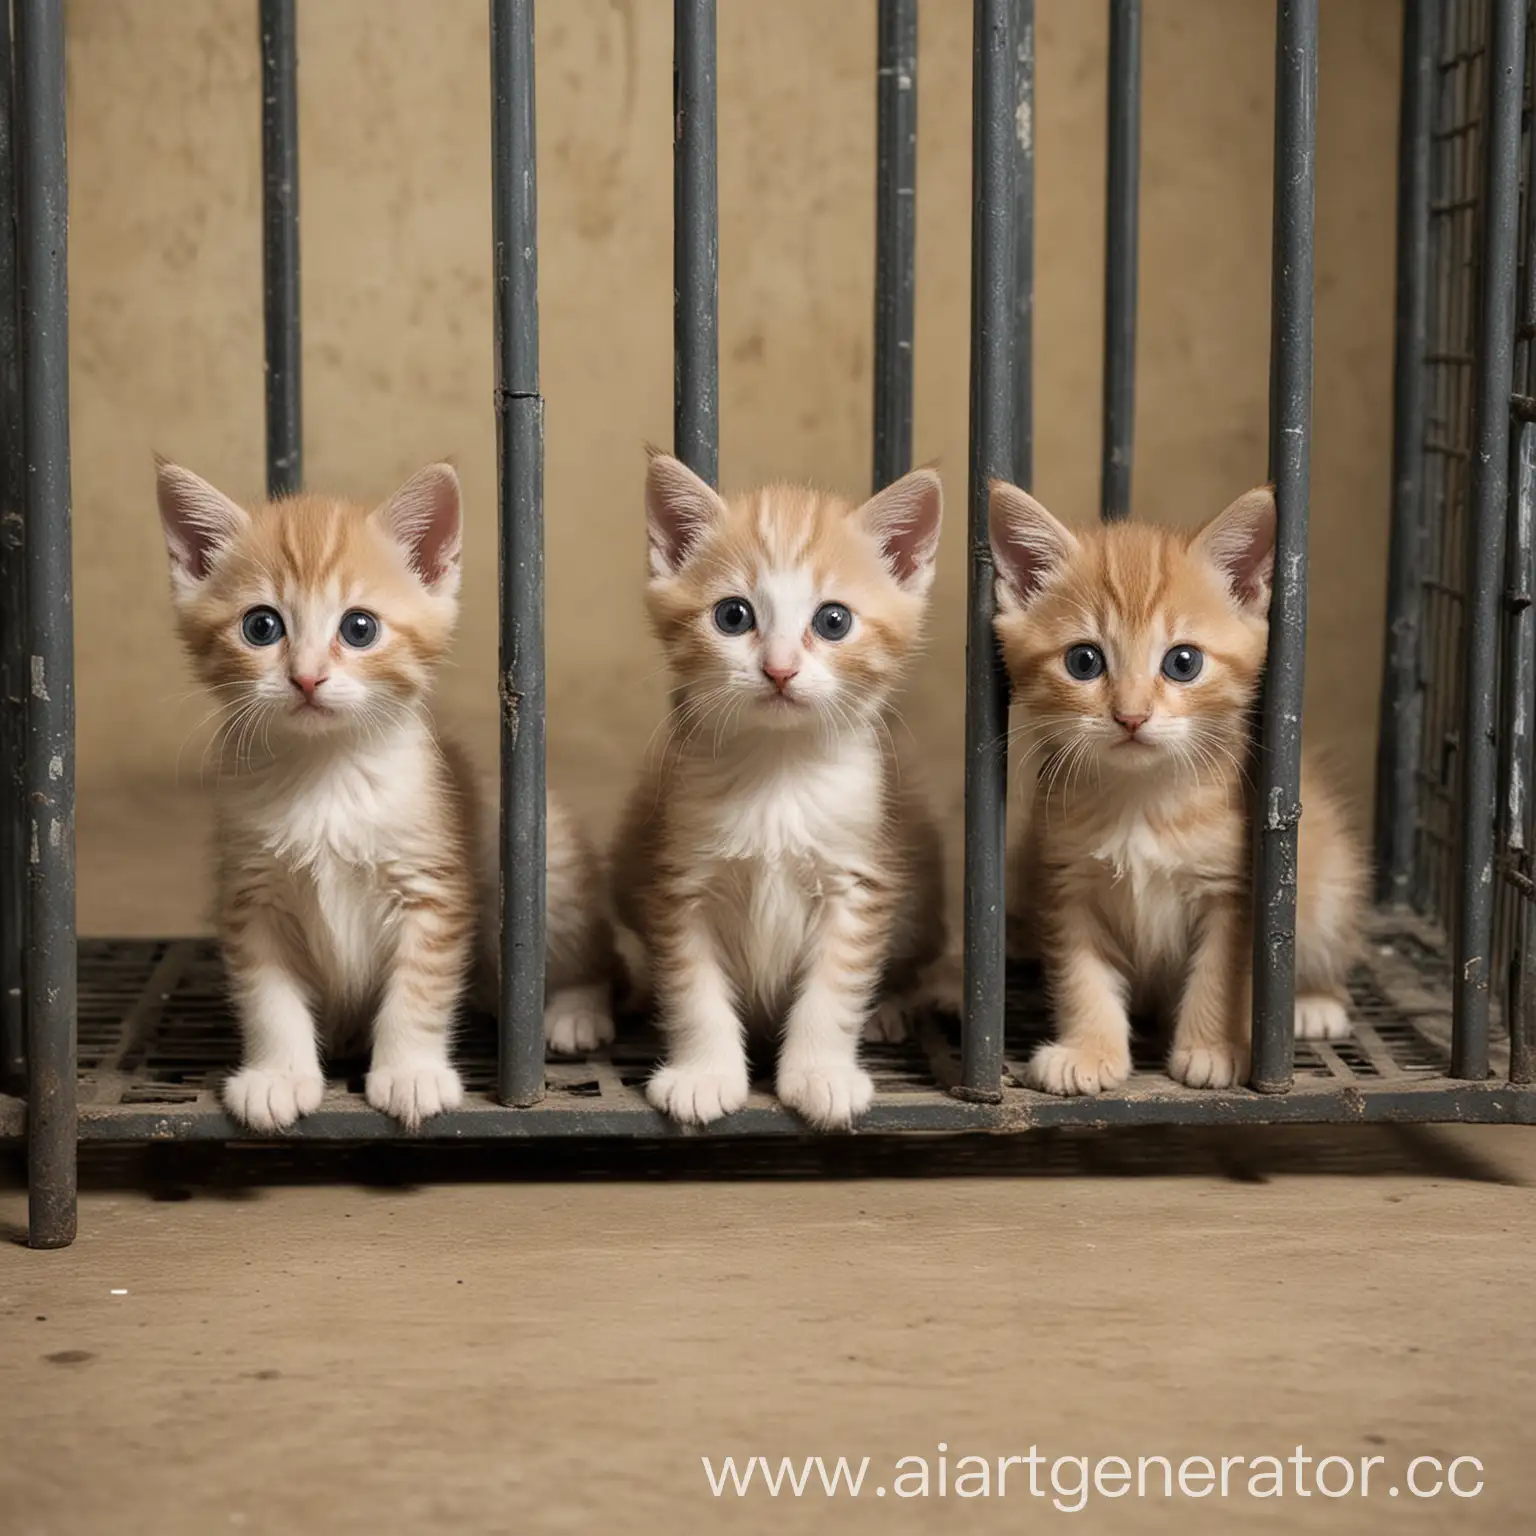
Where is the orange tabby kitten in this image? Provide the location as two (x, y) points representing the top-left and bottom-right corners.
(989, 479), (1366, 1095)
(157, 460), (613, 1132)
(612, 454), (948, 1129)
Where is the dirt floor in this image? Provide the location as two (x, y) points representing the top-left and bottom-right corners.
(1, 1125), (1532, 1536)
(5, 753), (1532, 1536)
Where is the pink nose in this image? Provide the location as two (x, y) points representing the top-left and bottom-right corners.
(1114, 711), (1148, 736)
(290, 673), (327, 701)
(762, 663), (799, 693)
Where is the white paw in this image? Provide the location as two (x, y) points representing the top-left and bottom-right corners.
(1294, 995), (1351, 1041)
(223, 1067), (325, 1133)
(1025, 1041), (1130, 1097)
(544, 984), (616, 1056)
(776, 1059), (875, 1130)
(1168, 1042), (1247, 1089)
(862, 996), (911, 1044)
(365, 1060), (464, 1130)
(647, 1060), (750, 1126)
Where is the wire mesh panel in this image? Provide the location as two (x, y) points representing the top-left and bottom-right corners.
(0, 929), (1525, 1141)
(1396, 0), (1536, 1072)
(1416, 0), (1488, 931)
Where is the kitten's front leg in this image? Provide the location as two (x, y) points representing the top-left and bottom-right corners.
(366, 885), (471, 1130)
(1168, 899), (1250, 1088)
(222, 906), (326, 1134)
(776, 876), (885, 1130)
(1028, 921), (1133, 1096)
(647, 905), (750, 1126)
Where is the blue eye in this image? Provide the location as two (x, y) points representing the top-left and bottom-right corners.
(339, 610), (380, 649)
(241, 606), (285, 647)
(1162, 645), (1204, 683)
(811, 602), (853, 642)
(1064, 643), (1105, 681)
(713, 597), (756, 636)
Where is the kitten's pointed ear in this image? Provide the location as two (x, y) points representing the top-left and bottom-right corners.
(858, 468), (943, 591)
(155, 457), (251, 597)
(1193, 484), (1276, 612)
(376, 462), (462, 590)
(988, 479), (1078, 611)
(645, 450), (728, 577)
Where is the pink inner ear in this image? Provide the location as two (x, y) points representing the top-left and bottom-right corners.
(382, 465), (461, 585)
(645, 454), (727, 573)
(988, 482), (1076, 605)
(861, 470), (942, 585)
(1201, 489), (1276, 608)
(156, 462), (249, 582)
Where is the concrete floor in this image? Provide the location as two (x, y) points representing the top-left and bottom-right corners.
(2, 1125), (1533, 1535)
(1, 781), (1528, 1533)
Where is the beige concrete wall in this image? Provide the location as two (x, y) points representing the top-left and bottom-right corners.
(65, 0), (1402, 933)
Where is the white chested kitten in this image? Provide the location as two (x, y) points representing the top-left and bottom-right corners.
(157, 460), (614, 1133)
(990, 478), (1367, 1096)
(612, 454), (951, 1130)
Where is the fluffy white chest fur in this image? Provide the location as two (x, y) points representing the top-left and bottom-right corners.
(1071, 801), (1236, 1002)
(689, 730), (884, 1017)
(223, 729), (440, 1010)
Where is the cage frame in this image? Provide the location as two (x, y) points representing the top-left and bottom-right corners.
(2, 0), (1534, 1251)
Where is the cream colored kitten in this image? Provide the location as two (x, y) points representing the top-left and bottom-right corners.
(612, 455), (949, 1130)
(990, 479), (1367, 1096)
(157, 460), (613, 1132)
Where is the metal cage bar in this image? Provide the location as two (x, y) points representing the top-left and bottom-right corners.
(1376, 0), (1438, 907)
(15, 0), (76, 1248)
(491, 0), (547, 1108)
(1100, 0), (1140, 524)
(1502, 432), (1533, 856)
(1505, 424), (1535, 1082)
(1453, 0), (1525, 1082)
(1249, 0), (1318, 1094)
(0, 1), (27, 1096)
(674, 0), (718, 485)
(1516, 903), (1536, 1084)
(1011, 0), (1034, 492)
(3, 0), (1532, 1193)
(259, 0), (302, 498)
(960, 0), (1016, 1103)
(873, 0), (918, 491)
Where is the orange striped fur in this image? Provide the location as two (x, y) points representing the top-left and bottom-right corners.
(156, 461), (613, 1132)
(612, 455), (951, 1129)
(990, 480), (1367, 1096)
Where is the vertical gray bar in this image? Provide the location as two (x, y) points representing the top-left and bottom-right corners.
(1100, 0), (1140, 523)
(1011, 0), (1034, 491)
(1249, 0), (1317, 1095)
(491, 0), (546, 1107)
(1505, 426), (1535, 1083)
(1503, 429), (1534, 856)
(1514, 907), (1536, 1084)
(15, 0), (76, 1247)
(1374, 0), (1437, 907)
(0, 1), (27, 1094)
(674, 0), (718, 485)
(260, 0), (301, 498)
(1453, 0), (1525, 1082)
(960, 0), (1015, 1103)
(872, 0), (917, 491)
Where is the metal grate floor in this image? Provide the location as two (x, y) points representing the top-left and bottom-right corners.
(1, 914), (1530, 1140)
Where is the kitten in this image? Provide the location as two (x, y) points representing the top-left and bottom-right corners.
(611, 454), (949, 1129)
(989, 479), (1366, 1096)
(156, 460), (614, 1132)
